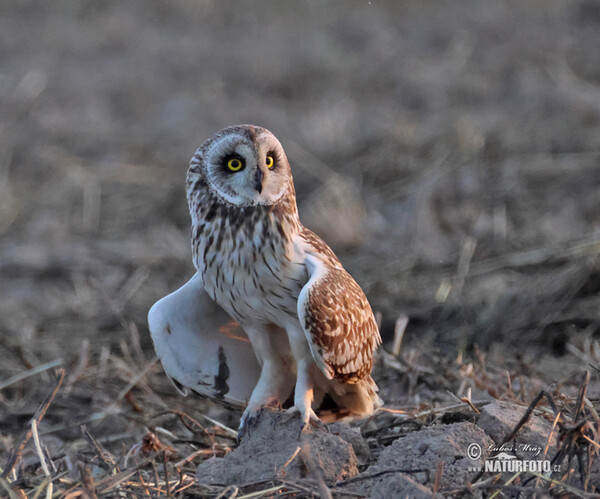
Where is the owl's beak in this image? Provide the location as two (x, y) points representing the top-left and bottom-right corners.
(254, 168), (263, 194)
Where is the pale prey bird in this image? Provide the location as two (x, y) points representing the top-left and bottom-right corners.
(149, 125), (382, 434)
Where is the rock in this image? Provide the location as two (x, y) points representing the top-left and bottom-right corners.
(477, 400), (558, 456)
(196, 408), (361, 486)
(357, 422), (493, 493)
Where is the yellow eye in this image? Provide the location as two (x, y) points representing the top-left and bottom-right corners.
(227, 158), (243, 171)
(266, 155), (274, 169)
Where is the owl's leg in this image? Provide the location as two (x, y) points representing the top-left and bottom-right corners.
(239, 326), (294, 439)
(285, 326), (320, 433)
(290, 357), (319, 427)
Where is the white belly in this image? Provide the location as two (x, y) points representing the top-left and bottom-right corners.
(198, 238), (307, 327)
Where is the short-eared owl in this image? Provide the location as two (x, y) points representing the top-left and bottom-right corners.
(149, 125), (381, 434)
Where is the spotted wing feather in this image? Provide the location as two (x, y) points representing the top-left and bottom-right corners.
(297, 233), (381, 384)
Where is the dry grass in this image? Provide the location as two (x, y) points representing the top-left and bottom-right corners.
(1, 342), (600, 497)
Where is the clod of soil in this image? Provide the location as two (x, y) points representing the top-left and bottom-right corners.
(356, 422), (493, 493)
(477, 400), (558, 454)
(196, 408), (362, 486)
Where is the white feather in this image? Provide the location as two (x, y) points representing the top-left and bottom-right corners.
(148, 273), (261, 408)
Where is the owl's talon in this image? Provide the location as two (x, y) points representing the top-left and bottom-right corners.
(298, 421), (307, 439)
(238, 407), (260, 442)
(298, 413), (324, 438)
(284, 405), (320, 439)
(237, 419), (253, 443)
(236, 428), (245, 444)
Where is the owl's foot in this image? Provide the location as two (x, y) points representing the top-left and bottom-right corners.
(237, 353), (294, 442)
(238, 400), (282, 442)
(238, 404), (259, 442)
(284, 404), (321, 438)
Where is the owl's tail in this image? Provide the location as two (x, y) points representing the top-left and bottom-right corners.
(315, 375), (383, 422)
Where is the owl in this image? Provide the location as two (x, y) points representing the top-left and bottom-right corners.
(149, 125), (381, 435)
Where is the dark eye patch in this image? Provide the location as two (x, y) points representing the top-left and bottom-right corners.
(222, 153), (245, 173)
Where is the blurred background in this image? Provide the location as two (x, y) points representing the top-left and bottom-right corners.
(1, 0), (600, 458)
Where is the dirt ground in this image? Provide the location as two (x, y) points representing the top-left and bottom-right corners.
(1, 1), (600, 497)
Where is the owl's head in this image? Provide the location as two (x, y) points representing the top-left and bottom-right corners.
(188, 125), (293, 207)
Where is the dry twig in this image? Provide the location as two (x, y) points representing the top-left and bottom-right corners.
(1, 369), (65, 480)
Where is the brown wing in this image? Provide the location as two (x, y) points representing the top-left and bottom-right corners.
(297, 250), (381, 384)
(299, 227), (341, 266)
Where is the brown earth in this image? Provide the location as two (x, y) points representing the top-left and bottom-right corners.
(1, 1), (600, 496)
